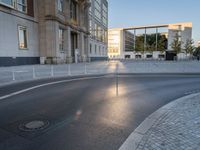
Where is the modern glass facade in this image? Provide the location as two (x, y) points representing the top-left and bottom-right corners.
(89, 0), (108, 61)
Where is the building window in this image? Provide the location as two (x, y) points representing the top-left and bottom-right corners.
(58, 0), (63, 12)
(70, 1), (77, 21)
(90, 44), (92, 54)
(59, 28), (64, 52)
(18, 26), (28, 49)
(0, 0), (14, 7)
(16, 0), (27, 13)
(95, 45), (97, 54)
(99, 46), (101, 54)
(0, 0), (27, 13)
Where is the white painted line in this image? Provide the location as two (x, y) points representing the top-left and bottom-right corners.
(0, 76), (107, 100)
(14, 71), (29, 73)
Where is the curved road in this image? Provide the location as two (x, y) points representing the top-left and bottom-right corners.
(0, 74), (200, 150)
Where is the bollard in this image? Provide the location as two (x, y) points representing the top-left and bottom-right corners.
(32, 66), (36, 79)
(68, 64), (71, 76)
(12, 69), (15, 81)
(84, 63), (87, 75)
(51, 65), (54, 77)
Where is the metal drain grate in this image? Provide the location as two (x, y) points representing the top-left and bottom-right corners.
(19, 120), (49, 132)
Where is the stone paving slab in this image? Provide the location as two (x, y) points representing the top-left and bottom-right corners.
(119, 93), (200, 150)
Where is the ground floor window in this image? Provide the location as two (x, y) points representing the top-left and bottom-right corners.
(95, 45), (97, 54)
(125, 55), (131, 59)
(158, 54), (165, 58)
(135, 55), (142, 59)
(59, 28), (64, 52)
(18, 26), (28, 49)
(146, 55), (153, 58)
(90, 44), (92, 54)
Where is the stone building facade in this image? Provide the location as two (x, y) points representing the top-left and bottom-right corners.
(198, 41), (200, 47)
(0, 0), (90, 66)
(38, 0), (90, 64)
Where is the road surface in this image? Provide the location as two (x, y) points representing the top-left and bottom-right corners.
(0, 74), (200, 150)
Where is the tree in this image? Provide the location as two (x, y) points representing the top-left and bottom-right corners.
(146, 34), (156, 53)
(193, 47), (200, 57)
(135, 36), (144, 53)
(157, 35), (168, 54)
(134, 34), (167, 54)
(184, 39), (195, 56)
(171, 33), (182, 54)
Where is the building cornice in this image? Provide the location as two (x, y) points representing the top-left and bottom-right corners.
(0, 7), (38, 23)
(44, 15), (90, 35)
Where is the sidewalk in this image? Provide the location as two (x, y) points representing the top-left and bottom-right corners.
(119, 93), (200, 150)
(0, 60), (200, 87)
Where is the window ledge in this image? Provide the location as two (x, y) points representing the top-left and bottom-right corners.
(19, 48), (29, 50)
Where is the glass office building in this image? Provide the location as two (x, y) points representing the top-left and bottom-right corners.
(88, 0), (108, 61)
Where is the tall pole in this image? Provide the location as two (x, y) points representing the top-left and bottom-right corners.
(156, 28), (158, 51)
(116, 62), (119, 96)
(134, 29), (136, 50)
(144, 28), (147, 56)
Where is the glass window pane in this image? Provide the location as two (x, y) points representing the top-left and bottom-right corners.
(19, 27), (27, 49)
(1, 0), (13, 6)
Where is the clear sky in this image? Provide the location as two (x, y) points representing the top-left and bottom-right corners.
(108, 0), (200, 45)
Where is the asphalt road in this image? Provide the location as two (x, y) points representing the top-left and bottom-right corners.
(0, 74), (200, 150)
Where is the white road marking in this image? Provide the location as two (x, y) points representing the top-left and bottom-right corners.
(13, 71), (29, 73)
(0, 76), (108, 100)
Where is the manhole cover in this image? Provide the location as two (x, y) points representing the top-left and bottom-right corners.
(19, 120), (49, 131)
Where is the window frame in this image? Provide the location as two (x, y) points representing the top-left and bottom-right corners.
(16, 0), (27, 13)
(18, 25), (28, 50)
(57, 0), (64, 13)
(0, 0), (15, 8)
(0, 0), (27, 13)
(70, 0), (77, 21)
(59, 28), (65, 52)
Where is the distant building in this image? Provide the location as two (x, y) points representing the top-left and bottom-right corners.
(198, 41), (200, 47)
(0, 0), (90, 66)
(108, 28), (122, 59)
(108, 29), (135, 59)
(108, 22), (192, 60)
(88, 0), (108, 61)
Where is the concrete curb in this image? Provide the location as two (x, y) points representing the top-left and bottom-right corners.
(119, 93), (200, 150)
(1, 72), (200, 88)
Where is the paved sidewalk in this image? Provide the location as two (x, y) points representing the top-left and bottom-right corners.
(119, 93), (200, 150)
(1, 60), (200, 87)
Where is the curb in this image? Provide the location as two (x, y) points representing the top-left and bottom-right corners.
(119, 93), (200, 150)
(1, 73), (200, 88)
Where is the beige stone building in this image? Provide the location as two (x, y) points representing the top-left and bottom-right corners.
(198, 41), (200, 47)
(38, 0), (90, 64)
(0, 0), (90, 66)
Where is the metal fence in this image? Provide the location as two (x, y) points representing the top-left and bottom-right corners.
(0, 60), (200, 86)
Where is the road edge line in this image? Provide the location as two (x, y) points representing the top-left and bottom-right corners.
(0, 76), (108, 100)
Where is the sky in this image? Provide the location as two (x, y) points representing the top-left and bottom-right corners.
(108, 0), (200, 45)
